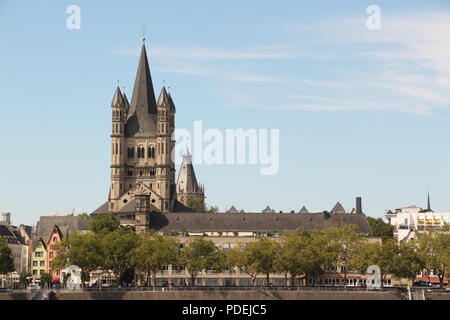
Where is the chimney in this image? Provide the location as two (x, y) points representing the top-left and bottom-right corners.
(356, 197), (362, 214)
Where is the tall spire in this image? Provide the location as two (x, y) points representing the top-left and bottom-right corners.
(130, 44), (157, 115)
(427, 192), (432, 212)
(125, 43), (158, 138)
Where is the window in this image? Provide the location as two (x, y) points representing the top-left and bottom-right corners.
(33, 261), (37, 267)
(127, 147), (135, 158)
(53, 237), (57, 242)
(49, 252), (54, 258)
(40, 261), (45, 267)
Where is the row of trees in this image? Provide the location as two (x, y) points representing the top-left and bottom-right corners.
(1, 215), (449, 288)
(50, 215), (450, 288)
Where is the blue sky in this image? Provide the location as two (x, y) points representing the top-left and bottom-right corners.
(1, 0), (450, 225)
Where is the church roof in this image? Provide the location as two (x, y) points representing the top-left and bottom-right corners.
(176, 149), (200, 194)
(125, 44), (158, 138)
(150, 212), (373, 236)
(35, 216), (91, 240)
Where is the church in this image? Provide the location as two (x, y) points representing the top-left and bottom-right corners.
(91, 40), (373, 238)
(92, 41), (205, 231)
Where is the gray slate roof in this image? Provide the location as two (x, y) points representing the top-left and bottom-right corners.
(125, 44), (157, 138)
(36, 216), (91, 240)
(150, 212), (373, 236)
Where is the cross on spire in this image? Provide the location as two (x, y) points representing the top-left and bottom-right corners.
(141, 24), (147, 43)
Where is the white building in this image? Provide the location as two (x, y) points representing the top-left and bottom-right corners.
(385, 196), (450, 243)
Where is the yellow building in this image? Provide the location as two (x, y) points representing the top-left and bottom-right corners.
(31, 237), (47, 280)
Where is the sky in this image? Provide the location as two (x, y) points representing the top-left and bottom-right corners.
(1, 0), (450, 225)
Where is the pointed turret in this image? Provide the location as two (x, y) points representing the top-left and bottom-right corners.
(168, 92), (176, 112)
(177, 148), (199, 193)
(111, 86), (124, 108)
(123, 92), (130, 112)
(157, 87), (170, 107)
(176, 148), (205, 209)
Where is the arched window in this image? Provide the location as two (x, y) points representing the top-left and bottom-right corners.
(127, 147), (135, 158)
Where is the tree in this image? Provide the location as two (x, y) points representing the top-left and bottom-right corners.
(52, 233), (104, 286)
(78, 213), (90, 219)
(0, 238), (14, 275)
(277, 231), (316, 286)
(90, 214), (120, 234)
(367, 217), (394, 239)
(180, 238), (218, 286)
(186, 197), (205, 213)
(206, 206), (219, 214)
(19, 272), (32, 288)
(101, 229), (138, 286)
(417, 231), (450, 288)
(131, 233), (179, 288)
(40, 273), (52, 288)
(323, 225), (363, 285)
(233, 237), (279, 287)
(394, 241), (422, 280)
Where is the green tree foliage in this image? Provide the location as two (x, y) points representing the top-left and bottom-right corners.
(323, 225), (363, 285)
(78, 213), (90, 219)
(180, 238), (218, 286)
(185, 197), (205, 213)
(351, 239), (422, 286)
(206, 206), (220, 214)
(131, 233), (179, 288)
(0, 238), (14, 275)
(416, 230), (450, 288)
(90, 214), (120, 234)
(367, 217), (394, 239)
(52, 233), (104, 286)
(19, 272), (32, 288)
(232, 237), (280, 287)
(40, 273), (52, 288)
(101, 229), (139, 286)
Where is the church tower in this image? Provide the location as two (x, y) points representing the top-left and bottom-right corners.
(107, 41), (175, 217)
(110, 86), (126, 207)
(176, 149), (205, 210)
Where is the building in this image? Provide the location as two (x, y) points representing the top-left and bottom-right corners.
(176, 149), (205, 209)
(31, 237), (47, 280)
(0, 212), (30, 274)
(385, 194), (450, 242)
(47, 225), (63, 283)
